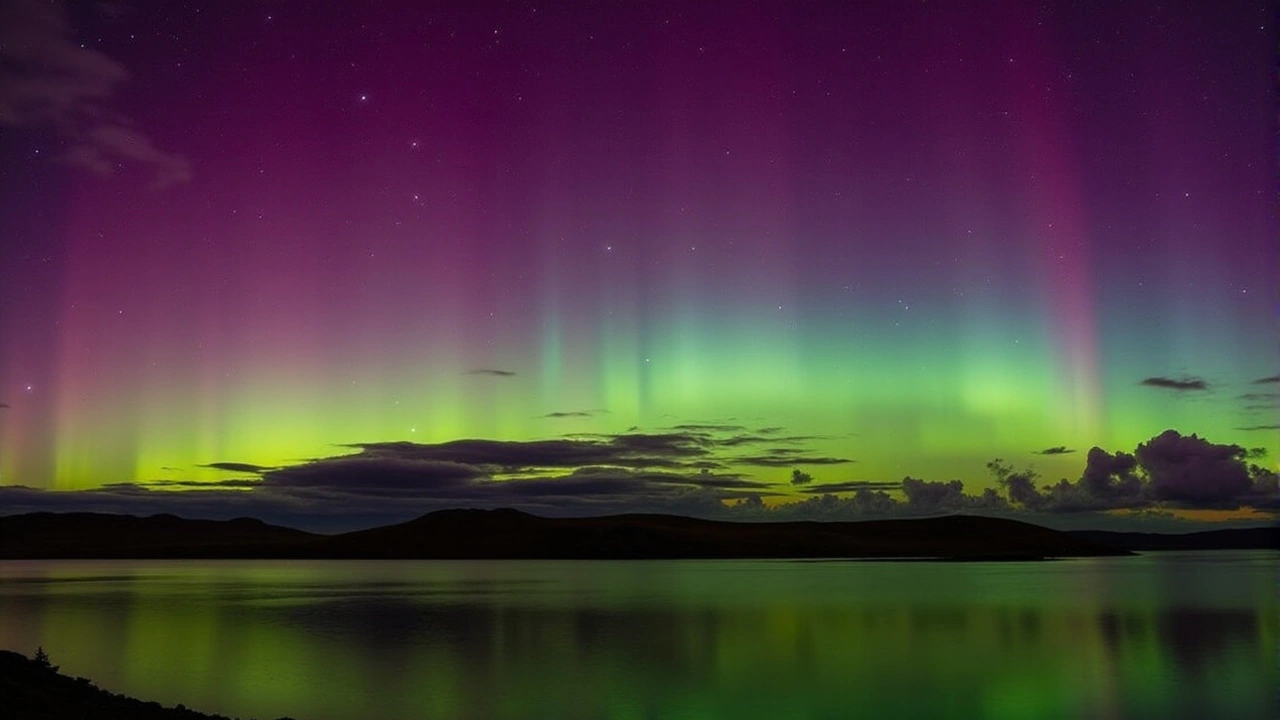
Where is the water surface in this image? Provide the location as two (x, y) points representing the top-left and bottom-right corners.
(0, 552), (1274, 719)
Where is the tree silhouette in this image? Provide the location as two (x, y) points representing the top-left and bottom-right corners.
(34, 646), (58, 673)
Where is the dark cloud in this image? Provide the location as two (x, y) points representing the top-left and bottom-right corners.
(1252, 375), (1280, 384)
(678, 472), (771, 490)
(737, 454), (852, 467)
(1079, 447), (1142, 503)
(3, 428), (1274, 532)
(668, 423), (747, 433)
(901, 477), (968, 512)
(1003, 473), (1043, 510)
(538, 411), (595, 419)
(1033, 446), (1075, 455)
(1235, 425), (1280, 431)
(797, 480), (900, 494)
(201, 462), (274, 474)
(1140, 376), (1208, 391)
(1237, 391), (1278, 416)
(719, 434), (823, 448)
(996, 431), (1268, 514)
(0, 403), (8, 409)
(345, 435), (703, 471)
(0, 0), (190, 188)
(466, 368), (516, 377)
(152, 479), (264, 489)
(1135, 430), (1252, 506)
(262, 456), (483, 491)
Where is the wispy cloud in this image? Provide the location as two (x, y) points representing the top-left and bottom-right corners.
(1252, 375), (1280, 384)
(1140, 376), (1208, 391)
(1033, 446), (1075, 455)
(668, 423), (747, 433)
(797, 480), (899, 494)
(465, 368), (516, 377)
(736, 453), (852, 467)
(0, 0), (191, 188)
(201, 462), (276, 474)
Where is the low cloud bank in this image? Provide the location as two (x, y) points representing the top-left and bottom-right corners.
(0, 429), (1274, 532)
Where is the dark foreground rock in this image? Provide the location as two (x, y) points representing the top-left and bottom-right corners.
(0, 649), (295, 720)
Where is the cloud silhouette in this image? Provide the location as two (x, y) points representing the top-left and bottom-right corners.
(329, 431), (730, 476)
(1236, 424), (1280, 431)
(1140, 376), (1208, 391)
(262, 456), (483, 492)
(901, 477), (968, 512)
(1252, 375), (1280, 384)
(152, 479), (264, 489)
(202, 462), (274, 474)
(0, 0), (191, 188)
(1, 428), (1273, 532)
(1034, 446), (1075, 455)
(1079, 447), (1142, 502)
(1237, 392), (1278, 414)
(718, 433), (823, 448)
(669, 423), (748, 433)
(0, 402), (9, 409)
(538, 411), (594, 418)
(737, 452), (852, 467)
(1135, 430), (1251, 506)
(797, 480), (899, 494)
(466, 368), (516, 377)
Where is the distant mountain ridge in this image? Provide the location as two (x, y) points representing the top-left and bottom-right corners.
(0, 512), (319, 558)
(0, 509), (1272, 560)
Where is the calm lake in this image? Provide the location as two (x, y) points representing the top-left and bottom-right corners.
(0, 552), (1274, 720)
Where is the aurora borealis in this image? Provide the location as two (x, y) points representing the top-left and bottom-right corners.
(0, 1), (1275, 527)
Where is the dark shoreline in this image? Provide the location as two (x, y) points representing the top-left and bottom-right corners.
(0, 650), (293, 720)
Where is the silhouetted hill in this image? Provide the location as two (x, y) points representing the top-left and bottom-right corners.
(0, 649), (294, 720)
(312, 509), (1126, 560)
(6, 509), (1270, 559)
(1068, 527), (1278, 551)
(0, 512), (317, 558)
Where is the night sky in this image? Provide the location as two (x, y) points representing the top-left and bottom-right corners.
(0, 1), (1275, 530)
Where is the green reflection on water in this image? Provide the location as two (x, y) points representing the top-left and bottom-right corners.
(0, 553), (1274, 720)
